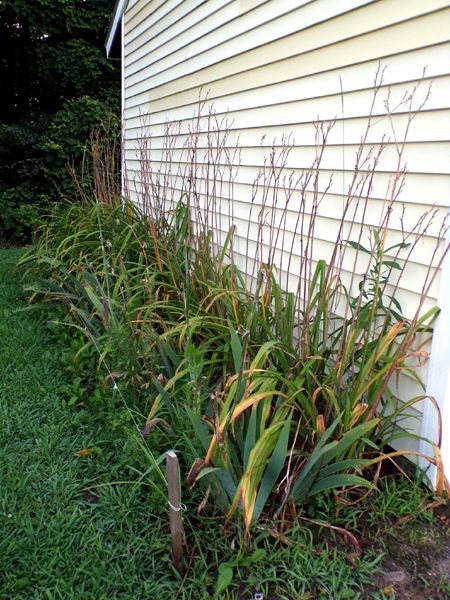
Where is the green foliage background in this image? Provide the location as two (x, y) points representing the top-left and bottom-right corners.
(0, 0), (120, 242)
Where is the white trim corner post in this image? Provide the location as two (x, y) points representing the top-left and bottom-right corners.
(420, 221), (450, 487)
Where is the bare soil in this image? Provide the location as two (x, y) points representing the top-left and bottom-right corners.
(371, 503), (450, 599)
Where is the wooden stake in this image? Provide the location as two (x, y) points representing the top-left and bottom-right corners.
(166, 449), (184, 575)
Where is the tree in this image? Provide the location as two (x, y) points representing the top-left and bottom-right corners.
(0, 0), (120, 242)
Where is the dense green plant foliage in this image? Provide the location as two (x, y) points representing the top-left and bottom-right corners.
(22, 197), (447, 537)
(0, 0), (119, 243)
(22, 91), (449, 537)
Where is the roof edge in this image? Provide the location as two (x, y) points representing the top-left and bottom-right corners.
(105, 0), (128, 59)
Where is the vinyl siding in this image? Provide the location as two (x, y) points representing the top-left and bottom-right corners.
(121, 0), (450, 448)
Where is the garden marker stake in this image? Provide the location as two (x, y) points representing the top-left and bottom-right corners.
(166, 450), (184, 575)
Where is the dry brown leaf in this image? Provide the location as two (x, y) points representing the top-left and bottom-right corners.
(299, 516), (361, 552)
(187, 457), (205, 489)
(74, 448), (93, 457)
(141, 418), (170, 439)
(382, 586), (396, 596)
(196, 484), (211, 515)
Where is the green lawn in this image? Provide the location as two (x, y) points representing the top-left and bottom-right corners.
(0, 249), (179, 599)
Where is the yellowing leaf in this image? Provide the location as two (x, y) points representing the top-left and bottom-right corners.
(74, 448), (93, 457)
(383, 586), (395, 596)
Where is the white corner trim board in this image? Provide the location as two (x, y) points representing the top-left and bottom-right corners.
(421, 221), (450, 483)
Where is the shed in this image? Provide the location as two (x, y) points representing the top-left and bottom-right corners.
(107, 0), (450, 481)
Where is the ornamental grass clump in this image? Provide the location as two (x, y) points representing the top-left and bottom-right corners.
(23, 72), (449, 537)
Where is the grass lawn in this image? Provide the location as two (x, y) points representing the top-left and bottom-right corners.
(0, 248), (180, 599)
(0, 248), (448, 599)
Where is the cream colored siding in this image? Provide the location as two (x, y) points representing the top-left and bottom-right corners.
(124, 3), (448, 102)
(121, 0), (450, 447)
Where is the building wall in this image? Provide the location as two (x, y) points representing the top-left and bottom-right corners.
(121, 0), (450, 449)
